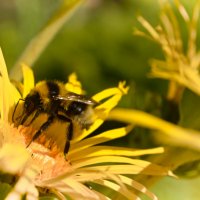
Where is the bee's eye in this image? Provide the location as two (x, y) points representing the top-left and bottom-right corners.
(68, 102), (87, 115)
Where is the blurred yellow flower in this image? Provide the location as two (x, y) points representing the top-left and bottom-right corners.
(130, 0), (200, 154)
(0, 48), (171, 200)
(135, 0), (200, 100)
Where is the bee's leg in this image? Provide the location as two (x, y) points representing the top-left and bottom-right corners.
(26, 108), (41, 126)
(56, 114), (73, 157)
(12, 98), (25, 123)
(20, 113), (30, 126)
(64, 121), (73, 155)
(26, 115), (54, 148)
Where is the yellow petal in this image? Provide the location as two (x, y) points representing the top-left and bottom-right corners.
(0, 143), (29, 174)
(72, 156), (171, 176)
(0, 48), (20, 121)
(70, 126), (133, 155)
(68, 170), (140, 199)
(53, 178), (100, 200)
(22, 63), (35, 98)
(118, 175), (158, 200)
(93, 179), (140, 200)
(73, 82), (129, 142)
(137, 16), (160, 41)
(5, 167), (39, 200)
(91, 190), (111, 200)
(95, 82), (128, 113)
(68, 146), (164, 161)
(174, 0), (190, 22)
(83, 164), (171, 176)
(92, 82), (128, 103)
(65, 73), (83, 94)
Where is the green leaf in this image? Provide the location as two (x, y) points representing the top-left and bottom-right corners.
(10, 0), (85, 81)
(179, 89), (200, 130)
(0, 183), (12, 199)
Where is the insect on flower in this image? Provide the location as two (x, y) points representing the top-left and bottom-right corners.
(12, 80), (97, 155)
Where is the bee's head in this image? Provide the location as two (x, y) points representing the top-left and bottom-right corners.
(67, 98), (97, 129)
(68, 101), (88, 115)
(24, 92), (40, 111)
(19, 92), (41, 125)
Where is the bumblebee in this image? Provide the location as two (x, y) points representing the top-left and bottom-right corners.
(12, 80), (97, 155)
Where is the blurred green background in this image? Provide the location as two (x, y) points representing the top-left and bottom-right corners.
(0, 0), (164, 97)
(0, 0), (196, 104)
(1, 0), (200, 199)
(0, 0), (197, 106)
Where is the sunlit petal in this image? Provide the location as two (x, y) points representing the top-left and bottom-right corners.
(65, 73), (83, 94)
(69, 146), (164, 161)
(0, 48), (20, 120)
(70, 126), (133, 154)
(22, 64), (35, 98)
(5, 167), (39, 200)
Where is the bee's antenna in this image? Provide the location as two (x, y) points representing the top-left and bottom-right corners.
(12, 98), (25, 123)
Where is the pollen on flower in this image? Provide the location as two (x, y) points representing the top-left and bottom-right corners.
(16, 124), (73, 180)
(30, 142), (72, 182)
(0, 121), (26, 147)
(18, 124), (65, 158)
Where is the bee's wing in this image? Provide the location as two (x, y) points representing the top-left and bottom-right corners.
(54, 92), (97, 105)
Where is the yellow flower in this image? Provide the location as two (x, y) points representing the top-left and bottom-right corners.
(0, 48), (171, 200)
(131, 0), (200, 158)
(134, 0), (200, 100)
